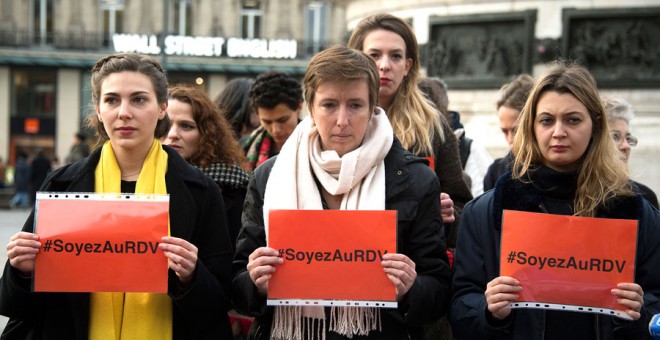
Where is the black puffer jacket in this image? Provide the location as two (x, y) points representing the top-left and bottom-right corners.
(232, 138), (451, 340)
(0, 146), (233, 340)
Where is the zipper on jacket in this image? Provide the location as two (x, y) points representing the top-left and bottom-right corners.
(542, 309), (546, 340)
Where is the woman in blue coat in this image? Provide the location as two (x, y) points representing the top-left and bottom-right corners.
(450, 62), (660, 339)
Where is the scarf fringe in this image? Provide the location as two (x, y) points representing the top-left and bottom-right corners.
(329, 306), (381, 339)
(271, 306), (381, 340)
(271, 306), (326, 340)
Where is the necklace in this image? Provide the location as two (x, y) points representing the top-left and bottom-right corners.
(121, 171), (141, 180)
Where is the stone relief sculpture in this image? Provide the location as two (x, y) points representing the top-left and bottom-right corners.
(568, 18), (658, 81)
(425, 14), (533, 88)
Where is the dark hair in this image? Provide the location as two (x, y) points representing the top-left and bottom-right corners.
(86, 53), (170, 145)
(249, 71), (302, 112)
(214, 77), (255, 137)
(304, 45), (380, 115)
(169, 84), (244, 168)
(418, 77), (449, 117)
(496, 74), (534, 111)
(75, 131), (87, 142)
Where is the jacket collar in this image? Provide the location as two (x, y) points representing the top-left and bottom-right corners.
(48, 143), (207, 189)
(384, 137), (425, 200)
(493, 170), (644, 231)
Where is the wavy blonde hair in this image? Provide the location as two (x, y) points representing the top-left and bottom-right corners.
(512, 61), (633, 216)
(348, 13), (443, 156)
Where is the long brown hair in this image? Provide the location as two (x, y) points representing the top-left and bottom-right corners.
(512, 61), (633, 216)
(169, 84), (244, 168)
(348, 13), (443, 156)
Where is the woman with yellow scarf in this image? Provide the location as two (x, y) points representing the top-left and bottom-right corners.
(0, 53), (233, 339)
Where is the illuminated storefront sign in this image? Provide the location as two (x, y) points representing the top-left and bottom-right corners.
(112, 34), (297, 59)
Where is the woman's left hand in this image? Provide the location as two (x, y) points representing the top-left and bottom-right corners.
(159, 236), (198, 286)
(381, 253), (417, 301)
(612, 282), (644, 320)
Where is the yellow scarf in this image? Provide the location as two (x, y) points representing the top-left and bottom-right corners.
(89, 139), (172, 340)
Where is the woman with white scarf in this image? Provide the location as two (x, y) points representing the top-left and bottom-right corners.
(232, 46), (451, 339)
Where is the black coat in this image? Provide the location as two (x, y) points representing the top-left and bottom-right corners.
(483, 151), (514, 193)
(232, 138), (451, 339)
(30, 155), (51, 195)
(0, 146), (233, 340)
(451, 170), (660, 340)
(632, 180), (659, 210)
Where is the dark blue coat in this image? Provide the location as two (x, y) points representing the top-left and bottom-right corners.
(12, 158), (31, 192)
(451, 170), (660, 340)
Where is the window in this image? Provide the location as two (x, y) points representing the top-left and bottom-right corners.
(12, 67), (57, 118)
(101, 0), (125, 47)
(304, 1), (328, 54)
(31, 0), (54, 45)
(174, 0), (193, 36)
(240, 0), (262, 39)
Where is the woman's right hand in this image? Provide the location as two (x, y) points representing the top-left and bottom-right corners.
(440, 192), (455, 223)
(485, 276), (522, 320)
(6, 232), (41, 276)
(246, 247), (283, 296)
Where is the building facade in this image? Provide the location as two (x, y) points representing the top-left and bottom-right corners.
(0, 0), (350, 169)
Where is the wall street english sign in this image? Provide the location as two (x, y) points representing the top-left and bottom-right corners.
(112, 34), (298, 59)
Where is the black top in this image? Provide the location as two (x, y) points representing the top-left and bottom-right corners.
(633, 180), (659, 210)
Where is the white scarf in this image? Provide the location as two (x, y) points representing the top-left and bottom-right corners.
(263, 108), (393, 339)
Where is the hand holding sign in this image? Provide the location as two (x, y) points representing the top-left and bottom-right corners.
(159, 236), (199, 286)
(267, 210), (397, 307)
(486, 276), (522, 320)
(33, 193), (170, 293)
(247, 247), (283, 296)
(6, 231), (41, 275)
(500, 210), (638, 320)
(612, 282), (644, 320)
(382, 253), (417, 301)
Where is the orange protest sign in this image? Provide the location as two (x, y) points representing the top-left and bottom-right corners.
(500, 210), (637, 319)
(33, 193), (169, 293)
(267, 209), (397, 307)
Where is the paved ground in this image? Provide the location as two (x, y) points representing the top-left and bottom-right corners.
(0, 208), (31, 332)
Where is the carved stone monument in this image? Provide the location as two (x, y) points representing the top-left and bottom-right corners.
(563, 7), (660, 88)
(425, 10), (535, 89)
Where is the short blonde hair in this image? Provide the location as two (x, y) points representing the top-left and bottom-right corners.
(303, 45), (379, 114)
